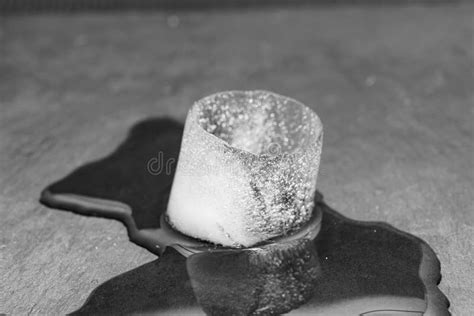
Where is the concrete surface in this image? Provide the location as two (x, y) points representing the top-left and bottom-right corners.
(1, 5), (473, 314)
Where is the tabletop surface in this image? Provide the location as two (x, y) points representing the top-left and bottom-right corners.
(1, 5), (473, 314)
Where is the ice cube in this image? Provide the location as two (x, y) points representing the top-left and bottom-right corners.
(167, 90), (323, 247)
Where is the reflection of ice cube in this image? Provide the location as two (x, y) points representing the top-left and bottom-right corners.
(167, 90), (323, 247)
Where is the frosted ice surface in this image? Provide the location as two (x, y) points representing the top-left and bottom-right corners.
(167, 90), (323, 247)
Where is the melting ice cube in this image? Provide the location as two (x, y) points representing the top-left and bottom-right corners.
(167, 90), (323, 247)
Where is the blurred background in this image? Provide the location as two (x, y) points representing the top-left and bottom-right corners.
(0, 0), (463, 12)
(1, 0), (473, 315)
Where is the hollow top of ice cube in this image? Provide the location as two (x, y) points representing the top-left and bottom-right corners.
(191, 90), (322, 156)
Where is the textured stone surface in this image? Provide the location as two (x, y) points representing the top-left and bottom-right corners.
(0, 5), (473, 314)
